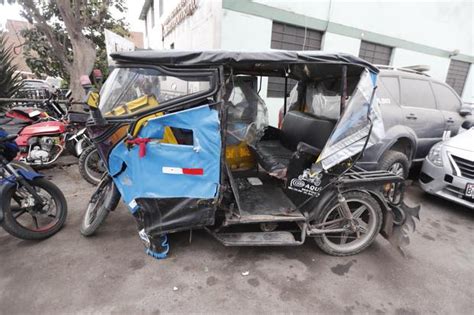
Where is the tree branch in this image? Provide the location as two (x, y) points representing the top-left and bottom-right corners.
(18, 0), (72, 70)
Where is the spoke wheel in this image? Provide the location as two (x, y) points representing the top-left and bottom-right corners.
(313, 191), (382, 256)
(79, 146), (106, 185)
(80, 177), (119, 237)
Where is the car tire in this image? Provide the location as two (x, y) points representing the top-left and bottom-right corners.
(378, 150), (410, 179)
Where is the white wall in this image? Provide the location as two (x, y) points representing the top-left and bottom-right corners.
(162, 0), (222, 49)
(143, 0), (222, 50)
(221, 9), (272, 50)
(322, 32), (361, 56)
(391, 48), (451, 81)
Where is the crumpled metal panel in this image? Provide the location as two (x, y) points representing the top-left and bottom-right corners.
(318, 69), (385, 170)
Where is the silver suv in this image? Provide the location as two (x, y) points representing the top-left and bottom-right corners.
(357, 66), (470, 177)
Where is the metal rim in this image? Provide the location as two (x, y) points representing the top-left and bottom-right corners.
(82, 181), (112, 228)
(321, 198), (378, 253)
(84, 148), (105, 184)
(10, 187), (61, 232)
(389, 162), (405, 177)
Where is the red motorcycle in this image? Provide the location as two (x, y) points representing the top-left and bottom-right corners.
(1, 90), (89, 166)
(15, 120), (67, 166)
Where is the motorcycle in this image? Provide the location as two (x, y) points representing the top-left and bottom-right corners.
(2, 90), (89, 166)
(81, 50), (420, 259)
(0, 128), (67, 240)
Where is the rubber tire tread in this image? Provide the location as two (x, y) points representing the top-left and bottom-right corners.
(1, 178), (67, 240)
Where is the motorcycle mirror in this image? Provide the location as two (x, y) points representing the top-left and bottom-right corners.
(85, 90), (106, 125)
(86, 91), (100, 109)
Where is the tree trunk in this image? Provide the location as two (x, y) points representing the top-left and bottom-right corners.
(69, 38), (96, 111)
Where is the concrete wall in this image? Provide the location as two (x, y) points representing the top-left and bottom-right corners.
(144, 0), (222, 50)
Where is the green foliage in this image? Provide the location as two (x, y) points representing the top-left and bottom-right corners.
(19, 0), (129, 83)
(0, 32), (23, 101)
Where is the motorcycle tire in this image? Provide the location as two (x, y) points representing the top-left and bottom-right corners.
(313, 191), (382, 257)
(65, 139), (80, 158)
(80, 177), (120, 237)
(1, 178), (68, 240)
(78, 146), (104, 185)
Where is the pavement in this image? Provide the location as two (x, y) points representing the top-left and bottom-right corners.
(1, 163), (473, 314)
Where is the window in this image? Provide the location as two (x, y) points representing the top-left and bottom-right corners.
(432, 82), (462, 112)
(446, 60), (471, 96)
(377, 76), (400, 105)
(99, 67), (212, 117)
(267, 22), (323, 98)
(359, 41), (392, 65)
(400, 78), (436, 109)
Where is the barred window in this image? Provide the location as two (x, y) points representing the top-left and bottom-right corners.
(359, 41), (392, 65)
(446, 60), (471, 96)
(267, 22), (323, 98)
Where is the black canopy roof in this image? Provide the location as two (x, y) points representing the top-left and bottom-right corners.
(111, 50), (379, 74)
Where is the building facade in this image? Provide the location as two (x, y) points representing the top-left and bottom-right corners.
(140, 0), (473, 125)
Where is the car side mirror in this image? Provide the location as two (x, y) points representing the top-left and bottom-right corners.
(461, 120), (473, 129)
(460, 105), (472, 117)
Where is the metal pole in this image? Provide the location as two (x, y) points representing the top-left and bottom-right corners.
(283, 75), (288, 115)
(340, 65), (347, 114)
(0, 98), (85, 105)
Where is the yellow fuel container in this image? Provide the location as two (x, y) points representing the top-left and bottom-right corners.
(225, 142), (255, 170)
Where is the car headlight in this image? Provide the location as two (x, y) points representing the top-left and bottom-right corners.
(427, 142), (443, 166)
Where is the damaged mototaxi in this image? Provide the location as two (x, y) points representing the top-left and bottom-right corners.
(84, 50), (420, 259)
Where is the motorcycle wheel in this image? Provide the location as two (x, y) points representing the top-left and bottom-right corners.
(1, 178), (68, 240)
(312, 191), (382, 256)
(78, 146), (105, 185)
(80, 177), (119, 236)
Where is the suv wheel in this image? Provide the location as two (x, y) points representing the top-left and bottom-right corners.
(378, 150), (409, 179)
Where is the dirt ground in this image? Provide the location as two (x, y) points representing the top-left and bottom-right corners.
(1, 163), (473, 314)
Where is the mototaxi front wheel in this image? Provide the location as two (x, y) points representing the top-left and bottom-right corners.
(312, 191), (382, 256)
(80, 177), (119, 236)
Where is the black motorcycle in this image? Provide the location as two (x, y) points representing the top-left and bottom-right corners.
(0, 130), (67, 240)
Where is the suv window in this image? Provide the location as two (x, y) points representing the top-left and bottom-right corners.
(432, 82), (462, 112)
(400, 78), (436, 109)
(378, 76), (400, 105)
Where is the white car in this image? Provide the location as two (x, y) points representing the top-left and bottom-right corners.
(419, 121), (474, 208)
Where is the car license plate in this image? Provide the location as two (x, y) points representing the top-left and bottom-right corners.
(466, 183), (474, 198)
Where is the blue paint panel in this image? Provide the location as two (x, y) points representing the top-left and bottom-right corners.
(108, 105), (221, 206)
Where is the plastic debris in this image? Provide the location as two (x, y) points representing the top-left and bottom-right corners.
(173, 286), (178, 291)
(241, 271), (250, 276)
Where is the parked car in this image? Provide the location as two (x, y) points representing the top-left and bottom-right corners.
(357, 65), (470, 177)
(419, 121), (474, 208)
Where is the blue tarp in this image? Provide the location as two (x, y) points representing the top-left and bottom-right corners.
(108, 105), (221, 210)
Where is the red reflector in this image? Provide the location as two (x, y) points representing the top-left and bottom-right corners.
(182, 168), (204, 175)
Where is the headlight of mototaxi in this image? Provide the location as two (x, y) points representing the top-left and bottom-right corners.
(427, 142), (443, 166)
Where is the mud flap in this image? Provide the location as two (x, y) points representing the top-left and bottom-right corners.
(381, 201), (421, 255)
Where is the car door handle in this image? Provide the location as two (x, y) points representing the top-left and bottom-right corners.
(446, 118), (455, 123)
(406, 113), (417, 120)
